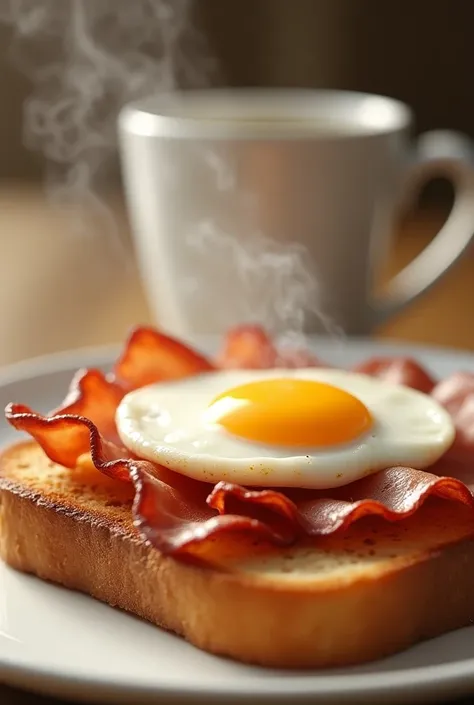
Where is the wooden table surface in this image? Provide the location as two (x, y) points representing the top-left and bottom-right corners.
(1, 185), (474, 704)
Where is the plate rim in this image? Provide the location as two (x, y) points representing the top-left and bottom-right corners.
(1, 650), (474, 705)
(2, 335), (474, 704)
(1, 334), (473, 387)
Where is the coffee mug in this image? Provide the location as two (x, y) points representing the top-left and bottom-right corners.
(118, 89), (474, 338)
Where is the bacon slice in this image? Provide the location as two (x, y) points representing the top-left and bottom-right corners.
(432, 372), (474, 463)
(95, 463), (474, 549)
(277, 347), (325, 368)
(354, 356), (436, 394)
(51, 369), (125, 442)
(5, 403), (130, 480)
(132, 467), (298, 557)
(5, 404), (298, 553)
(5, 404), (474, 560)
(217, 325), (278, 369)
(113, 326), (215, 389)
(5, 324), (474, 562)
(6, 403), (474, 557)
(46, 328), (214, 445)
(288, 465), (474, 533)
(217, 325), (323, 369)
(432, 372), (474, 413)
(207, 468), (474, 536)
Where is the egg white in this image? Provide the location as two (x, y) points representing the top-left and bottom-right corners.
(115, 368), (455, 489)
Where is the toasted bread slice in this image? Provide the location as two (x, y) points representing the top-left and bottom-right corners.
(1, 441), (474, 668)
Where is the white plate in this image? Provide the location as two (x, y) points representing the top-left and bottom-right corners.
(1, 336), (474, 705)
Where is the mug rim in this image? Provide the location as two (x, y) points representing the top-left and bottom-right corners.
(119, 88), (413, 141)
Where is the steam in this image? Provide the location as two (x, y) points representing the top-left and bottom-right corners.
(1, 0), (338, 344)
(184, 144), (342, 347)
(186, 220), (340, 348)
(0, 0), (213, 254)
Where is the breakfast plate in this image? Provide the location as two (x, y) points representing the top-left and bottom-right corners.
(1, 335), (474, 705)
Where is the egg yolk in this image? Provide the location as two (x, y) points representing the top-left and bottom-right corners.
(206, 378), (372, 447)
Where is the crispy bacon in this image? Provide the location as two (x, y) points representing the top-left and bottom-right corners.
(132, 467), (298, 556)
(217, 324), (323, 369)
(51, 369), (125, 442)
(277, 347), (325, 368)
(113, 326), (215, 389)
(432, 372), (474, 414)
(217, 325), (278, 369)
(208, 467), (474, 535)
(432, 372), (474, 463)
(287, 465), (474, 533)
(6, 403), (474, 558)
(5, 404), (299, 552)
(5, 403), (130, 480)
(353, 356), (436, 394)
(5, 323), (474, 562)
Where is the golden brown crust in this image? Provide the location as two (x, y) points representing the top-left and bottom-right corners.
(2, 441), (474, 668)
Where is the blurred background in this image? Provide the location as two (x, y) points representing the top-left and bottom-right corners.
(0, 0), (474, 366)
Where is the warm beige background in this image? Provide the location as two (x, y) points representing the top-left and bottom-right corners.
(3, 0), (474, 181)
(1, 1), (474, 367)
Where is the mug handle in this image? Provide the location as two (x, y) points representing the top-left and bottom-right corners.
(371, 130), (474, 326)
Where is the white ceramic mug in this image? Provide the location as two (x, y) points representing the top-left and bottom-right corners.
(118, 89), (474, 338)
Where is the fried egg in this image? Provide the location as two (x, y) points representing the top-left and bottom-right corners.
(115, 368), (455, 489)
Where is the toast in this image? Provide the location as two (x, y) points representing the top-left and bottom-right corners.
(2, 440), (474, 668)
